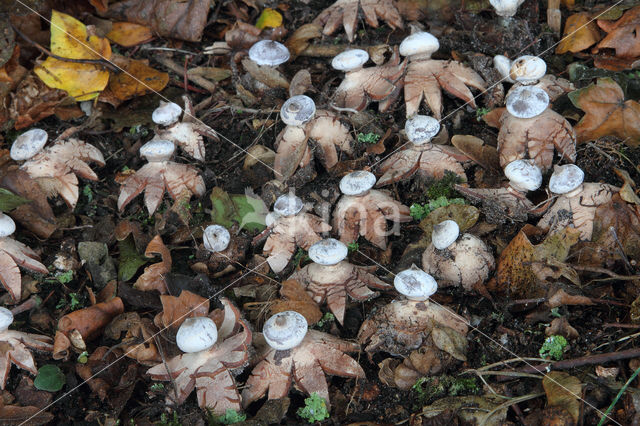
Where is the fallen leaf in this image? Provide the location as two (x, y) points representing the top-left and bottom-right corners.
(451, 134), (501, 172)
(106, 22), (154, 47)
(134, 235), (171, 293)
(0, 45), (20, 84)
(270, 279), (322, 325)
(187, 67), (232, 82)
(415, 395), (507, 425)
(614, 168), (640, 205)
(0, 402), (53, 425)
(285, 24), (322, 57)
(556, 13), (601, 54)
(102, 55), (168, 101)
(588, 193), (640, 265)
(543, 371), (582, 423)
(156, 290), (209, 330)
(0, 188), (30, 212)
(104, 0), (210, 42)
(255, 8), (283, 30)
(209, 187), (268, 232)
(34, 10), (112, 101)
(595, 5), (640, 58)
(568, 77), (640, 145)
(10, 73), (69, 129)
(117, 235), (148, 282)
(493, 226), (581, 298)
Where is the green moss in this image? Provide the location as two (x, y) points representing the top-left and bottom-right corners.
(426, 171), (464, 200)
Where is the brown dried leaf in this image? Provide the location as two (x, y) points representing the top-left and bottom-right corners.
(285, 24), (322, 57)
(569, 77), (640, 146)
(543, 371), (582, 423)
(271, 279), (322, 325)
(0, 402), (53, 425)
(134, 235), (171, 293)
(595, 5), (640, 58)
(104, 0), (210, 42)
(0, 238), (47, 302)
(451, 135), (501, 172)
(242, 58), (289, 89)
(9, 73), (69, 130)
(158, 290), (209, 330)
(556, 13), (601, 54)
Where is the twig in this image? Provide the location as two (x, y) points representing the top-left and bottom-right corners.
(499, 347), (640, 378)
(10, 21), (119, 72)
(154, 56), (218, 92)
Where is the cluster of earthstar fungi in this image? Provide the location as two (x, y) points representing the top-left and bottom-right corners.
(0, 0), (631, 419)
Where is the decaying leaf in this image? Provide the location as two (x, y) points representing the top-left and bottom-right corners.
(53, 297), (124, 360)
(493, 226), (582, 298)
(21, 139), (105, 208)
(147, 299), (252, 414)
(0, 400), (53, 425)
(333, 189), (410, 249)
(101, 55), (168, 103)
(313, 0), (404, 42)
(134, 235), (171, 294)
(270, 279), (323, 325)
(379, 345), (454, 390)
(105, 22), (154, 47)
(455, 184), (536, 223)
(413, 395), (507, 426)
(450, 134), (501, 172)
(9, 73), (70, 130)
(242, 329), (364, 409)
(34, 10), (111, 101)
(543, 371), (582, 423)
(104, 0), (210, 42)
(105, 312), (161, 365)
(595, 5), (640, 59)
(568, 77), (640, 146)
(556, 12), (601, 54)
(155, 290), (209, 331)
(289, 260), (389, 324)
(210, 187), (268, 232)
(0, 235), (47, 302)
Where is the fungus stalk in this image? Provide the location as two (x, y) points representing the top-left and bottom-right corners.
(489, 0), (525, 27)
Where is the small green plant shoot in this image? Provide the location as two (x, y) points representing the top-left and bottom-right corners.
(410, 196), (466, 220)
(297, 392), (330, 423)
(357, 132), (380, 144)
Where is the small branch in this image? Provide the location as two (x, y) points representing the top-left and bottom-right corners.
(154, 56), (218, 93)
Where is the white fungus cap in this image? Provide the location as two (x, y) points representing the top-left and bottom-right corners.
(152, 102), (182, 126)
(489, 0), (525, 18)
(394, 268), (438, 301)
(248, 40), (290, 66)
(273, 194), (303, 216)
(0, 213), (16, 238)
(399, 32), (440, 58)
(176, 317), (218, 353)
(432, 220), (460, 250)
(549, 164), (584, 195)
(405, 115), (440, 145)
(339, 171), (376, 196)
(308, 238), (348, 265)
(203, 225), (231, 253)
(509, 55), (547, 84)
(505, 85), (549, 119)
(263, 310), (308, 350)
(280, 95), (316, 126)
(0, 307), (13, 332)
(10, 128), (48, 161)
(332, 49), (369, 71)
(140, 139), (175, 162)
(504, 159), (542, 192)
(494, 55), (514, 83)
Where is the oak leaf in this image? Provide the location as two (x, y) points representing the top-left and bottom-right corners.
(568, 77), (640, 146)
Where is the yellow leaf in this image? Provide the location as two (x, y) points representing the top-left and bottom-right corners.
(34, 58), (109, 101)
(34, 10), (112, 101)
(556, 13), (601, 54)
(255, 8), (283, 30)
(106, 22), (154, 47)
(49, 10), (111, 60)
